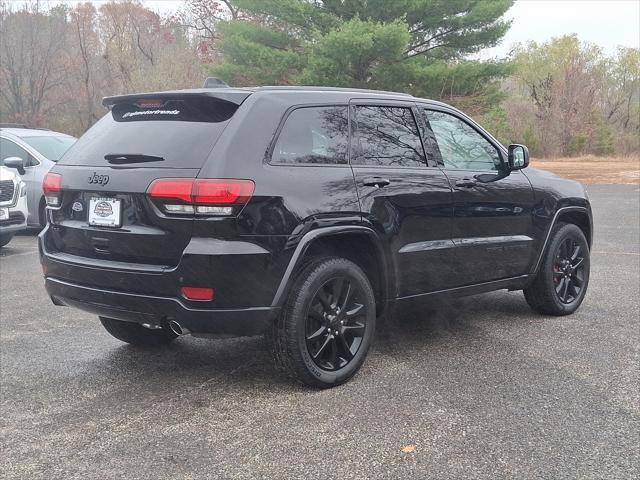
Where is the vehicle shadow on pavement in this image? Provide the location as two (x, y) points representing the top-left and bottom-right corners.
(82, 291), (536, 395)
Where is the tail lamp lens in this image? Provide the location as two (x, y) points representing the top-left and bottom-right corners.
(42, 172), (62, 206)
(147, 179), (254, 216)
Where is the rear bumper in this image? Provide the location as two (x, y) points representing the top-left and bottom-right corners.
(45, 276), (278, 336)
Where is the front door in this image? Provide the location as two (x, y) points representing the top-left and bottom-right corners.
(349, 102), (454, 298)
(423, 108), (536, 286)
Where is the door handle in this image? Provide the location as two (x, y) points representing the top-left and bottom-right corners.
(362, 177), (390, 188)
(455, 178), (477, 188)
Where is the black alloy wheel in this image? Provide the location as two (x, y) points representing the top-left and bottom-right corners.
(268, 257), (376, 388)
(553, 237), (586, 304)
(305, 277), (367, 372)
(524, 222), (590, 316)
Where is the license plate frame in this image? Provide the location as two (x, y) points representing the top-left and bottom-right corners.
(88, 197), (122, 228)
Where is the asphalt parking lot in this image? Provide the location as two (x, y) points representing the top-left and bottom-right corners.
(1, 184), (639, 479)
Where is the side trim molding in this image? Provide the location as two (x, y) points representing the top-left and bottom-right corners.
(532, 206), (589, 274)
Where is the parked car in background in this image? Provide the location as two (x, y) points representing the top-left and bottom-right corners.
(0, 126), (76, 227)
(0, 165), (28, 247)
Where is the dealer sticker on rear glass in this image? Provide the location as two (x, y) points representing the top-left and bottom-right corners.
(88, 197), (122, 228)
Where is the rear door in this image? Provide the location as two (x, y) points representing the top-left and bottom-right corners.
(349, 101), (454, 298)
(422, 107), (536, 285)
(46, 94), (245, 267)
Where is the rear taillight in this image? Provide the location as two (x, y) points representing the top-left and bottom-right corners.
(147, 178), (254, 216)
(42, 172), (62, 206)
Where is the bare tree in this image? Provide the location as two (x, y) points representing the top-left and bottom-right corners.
(0, 2), (70, 125)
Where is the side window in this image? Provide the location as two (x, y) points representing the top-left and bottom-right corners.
(352, 106), (425, 167)
(425, 110), (500, 171)
(271, 106), (348, 165)
(0, 138), (33, 166)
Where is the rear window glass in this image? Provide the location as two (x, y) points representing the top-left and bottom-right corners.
(271, 106), (348, 165)
(58, 96), (239, 168)
(21, 135), (76, 161)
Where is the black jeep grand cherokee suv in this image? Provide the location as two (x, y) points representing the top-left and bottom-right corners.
(40, 86), (592, 388)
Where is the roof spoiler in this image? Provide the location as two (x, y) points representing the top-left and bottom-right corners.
(102, 89), (251, 109)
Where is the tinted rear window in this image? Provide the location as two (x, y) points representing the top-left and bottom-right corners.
(271, 106), (349, 165)
(58, 96), (239, 168)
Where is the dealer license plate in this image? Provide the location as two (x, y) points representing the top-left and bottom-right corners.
(88, 197), (122, 228)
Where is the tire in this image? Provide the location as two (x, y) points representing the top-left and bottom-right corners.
(0, 233), (14, 248)
(268, 257), (376, 388)
(524, 222), (590, 315)
(99, 317), (177, 346)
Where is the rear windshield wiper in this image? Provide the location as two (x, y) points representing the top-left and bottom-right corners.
(104, 153), (165, 164)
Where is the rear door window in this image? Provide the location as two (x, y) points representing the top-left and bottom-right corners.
(271, 106), (349, 165)
(352, 106), (426, 167)
(58, 96), (240, 168)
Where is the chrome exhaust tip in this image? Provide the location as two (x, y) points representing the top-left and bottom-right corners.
(168, 320), (190, 336)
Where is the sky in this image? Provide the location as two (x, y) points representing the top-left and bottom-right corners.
(9, 0), (640, 58)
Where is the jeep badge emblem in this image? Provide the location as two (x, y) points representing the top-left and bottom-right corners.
(72, 201), (83, 212)
(88, 172), (109, 186)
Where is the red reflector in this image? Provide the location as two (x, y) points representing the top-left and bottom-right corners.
(147, 179), (193, 203)
(42, 172), (62, 193)
(193, 179), (254, 204)
(181, 287), (214, 301)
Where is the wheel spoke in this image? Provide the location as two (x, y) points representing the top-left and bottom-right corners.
(331, 278), (344, 308)
(316, 288), (332, 311)
(343, 321), (365, 334)
(312, 334), (332, 359)
(555, 277), (566, 295)
(567, 279), (579, 299)
(306, 325), (327, 341)
(571, 244), (581, 261)
(572, 257), (584, 269)
(327, 336), (339, 367)
(340, 281), (353, 311)
(345, 303), (364, 318)
(572, 271), (584, 287)
(337, 335), (354, 360)
(561, 277), (570, 302)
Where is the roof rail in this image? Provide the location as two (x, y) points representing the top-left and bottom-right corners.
(254, 86), (414, 97)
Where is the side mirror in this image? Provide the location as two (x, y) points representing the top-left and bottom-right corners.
(3, 156), (26, 175)
(507, 144), (529, 171)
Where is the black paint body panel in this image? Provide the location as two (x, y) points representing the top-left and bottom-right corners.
(40, 87), (592, 335)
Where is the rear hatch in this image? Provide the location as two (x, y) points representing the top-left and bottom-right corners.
(46, 91), (249, 267)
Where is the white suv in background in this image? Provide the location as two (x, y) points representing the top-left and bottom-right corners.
(0, 165), (28, 247)
(0, 126), (76, 227)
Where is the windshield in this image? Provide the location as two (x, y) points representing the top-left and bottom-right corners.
(21, 135), (76, 161)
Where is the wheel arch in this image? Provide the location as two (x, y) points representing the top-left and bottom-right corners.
(557, 209), (592, 248)
(532, 206), (592, 274)
(271, 227), (390, 317)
